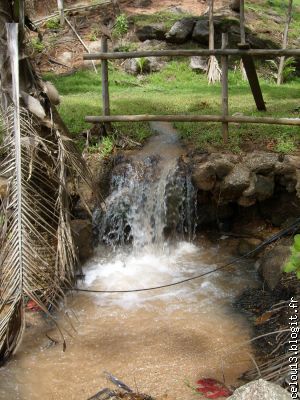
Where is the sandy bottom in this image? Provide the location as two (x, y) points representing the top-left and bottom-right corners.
(0, 239), (257, 400)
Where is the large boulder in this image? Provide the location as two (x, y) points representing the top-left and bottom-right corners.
(244, 151), (278, 175)
(71, 219), (93, 263)
(228, 379), (290, 400)
(258, 245), (291, 290)
(136, 24), (167, 41)
(192, 162), (216, 191)
(253, 174), (275, 201)
(124, 57), (166, 74)
(209, 154), (236, 179)
(190, 56), (208, 72)
(230, 0), (240, 12)
(259, 191), (300, 226)
(221, 164), (251, 199)
(166, 18), (196, 44)
(192, 19), (209, 45)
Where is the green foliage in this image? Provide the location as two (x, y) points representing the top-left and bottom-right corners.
(284, 235), (300, 278)
(100, 136), (114, 156)
(136, 57), (148, 74)
(45, 17), (60, 30)
(29, 38), (46, 53)
(275, 136), (296, 153)
(112, 14), (129, 39)
(131, 10), (193, 30)
(116, 42), (138, 52)
(267, 57), (296, 83)
(88, 26), (102, 41)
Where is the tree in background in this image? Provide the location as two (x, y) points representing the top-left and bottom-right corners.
(277, 0), (293, 85)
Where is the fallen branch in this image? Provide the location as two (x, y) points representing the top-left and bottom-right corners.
(64, 17), (97, 73)
(48, 57), (70, 68)
(33, 1), (112, 25)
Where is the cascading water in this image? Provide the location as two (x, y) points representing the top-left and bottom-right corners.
(94, 121), (197, 250)
(0, 122), (257, 400)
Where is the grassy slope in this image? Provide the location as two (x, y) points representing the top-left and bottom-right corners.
(47, 60), (300, 153)
(45, 0), (300, 153)
(245, 0), (300, 44)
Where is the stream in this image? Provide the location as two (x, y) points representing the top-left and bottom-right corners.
(0, 122), (257, 400)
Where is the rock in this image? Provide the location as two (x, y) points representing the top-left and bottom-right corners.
(124, 57), (166, 74)
(190, 56), (208, 72)
(210, 154), (235, 179)
(192, 163), (216, 191)
(136, 24), (166, 41)
(254, 174), (275, 201)
(192, 19), (209, 45)
(166, 18), (196, 44)
(138, 39), (167, 51)
(0, 177), (8, 199)
(221, 165), (251, 198)
(73, 154), (113, 218)
(238, 237), (262, 256)
(244, 151), (278, 175)
(258, 245), (291, 290)
(229, 0), (240, 12)
(44, 81), (60, 105)
(70, 220), (93, 263)
(238, 195), (256, 207)
(259, 192), (300, 226)
(228, 379), (290, 400)
(57, 51), (72, 66)
(133, 0), (152, 7)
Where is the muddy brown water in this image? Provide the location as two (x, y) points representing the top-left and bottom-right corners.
(0, 123), (257, 400)
(0, 239), (257, 400)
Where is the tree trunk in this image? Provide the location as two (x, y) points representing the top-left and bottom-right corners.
(277, 0), (293, 85)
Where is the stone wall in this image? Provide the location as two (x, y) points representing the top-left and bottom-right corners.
(189, 151), (300, 228)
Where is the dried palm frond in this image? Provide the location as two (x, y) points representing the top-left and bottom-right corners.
(240, 59), (247, 81)
(207, 56), (221, 84)
(0, 23), (98, 363)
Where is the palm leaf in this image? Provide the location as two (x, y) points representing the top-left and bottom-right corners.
(0, 23), (98, 363)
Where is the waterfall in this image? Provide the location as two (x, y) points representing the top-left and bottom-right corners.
(94, 123), (197, 249)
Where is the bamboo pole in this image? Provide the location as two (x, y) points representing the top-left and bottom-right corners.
(64, 17), (97, 73)
(85, 114), (300, 126)
(277, 0), (293, 85)
(101, 36), (110, 116)
(33, 1), (112, 25)
(57, 0), (64, 27)
(239, 0), (246, 45)
(221, 33), (229, 143)
(83, 48), (300, 60)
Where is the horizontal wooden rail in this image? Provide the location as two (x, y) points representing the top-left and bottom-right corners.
(84, 49), (300, 60)
(85, 114), (300, 125)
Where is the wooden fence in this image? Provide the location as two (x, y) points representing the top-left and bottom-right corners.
(83, 2), (300, 144)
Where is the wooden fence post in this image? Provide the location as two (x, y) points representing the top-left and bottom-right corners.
(101, 36), (110, 116)
(57, 0), (64, 27)
(239, 0), (246, 45)
(221, 33), (229, 144)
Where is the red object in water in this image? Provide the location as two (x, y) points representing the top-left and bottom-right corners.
(26, 299), (42, 312)
(196, 378), (233, 399)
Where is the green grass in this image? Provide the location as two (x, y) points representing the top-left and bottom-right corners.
(130, 11), (194, 30)
(246, 0), (300, 42)
(45, 60), (300, 153)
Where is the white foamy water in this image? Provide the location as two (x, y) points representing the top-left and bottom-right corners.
(78, 240), (250, 311)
